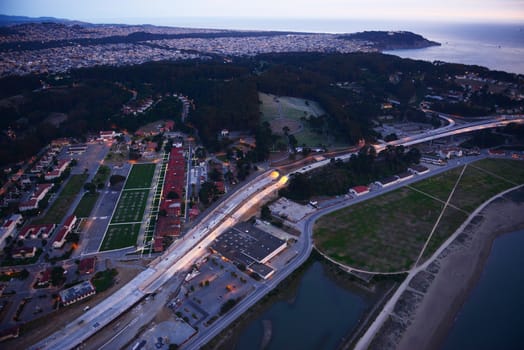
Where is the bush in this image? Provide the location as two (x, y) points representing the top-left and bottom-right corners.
(219, 297), (241, 315)
(91, 268), (118, 292)
(109, 174), (126, 186)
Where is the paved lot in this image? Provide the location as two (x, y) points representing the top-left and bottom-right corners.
(77, 188), (122, 255)
(76, 163), (132, 256)
(269, 197), (315, 223)
(129, 320), (196, 350)
(68, 143), (110, 178)
(175, 254), (254, 327)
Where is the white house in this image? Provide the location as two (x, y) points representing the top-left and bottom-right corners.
(99, 130), (117, 140)
(374, 176), (399, 188)
(408, 165), (429, 175)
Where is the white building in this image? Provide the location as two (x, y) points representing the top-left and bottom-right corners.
(52, 215), (77, 249)
(0, 214), (23, 249)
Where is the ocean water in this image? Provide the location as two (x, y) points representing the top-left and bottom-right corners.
(110, 17), (524, 74)
(384, 23), (524, 75)
(443, 229), (524, 350)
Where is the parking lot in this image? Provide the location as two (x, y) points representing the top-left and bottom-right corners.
(172, 254), (255, 328)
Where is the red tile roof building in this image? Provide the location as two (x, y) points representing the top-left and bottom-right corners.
(349, 185), (370, 196)
(52, 215), (77, 248)
(18, 223), (56, 240)
(44, 159), (70, 180)
(37, 268), (52, 287)
(154, 147), (185, 252)
(19, 183), (53, 211)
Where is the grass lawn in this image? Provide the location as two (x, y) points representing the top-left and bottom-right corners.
(472, 158), (524, 184)
(124, 163), (156, 189)
(110, 189), (149, 224)
(315, 187), (444, 272)
(100, 223), (141, 251)
(259, 93), (324, 123)
(259, 92), (346, 148)
(92, 165), (111, 188)
(34, 174), (88, 224)
(73, 192), (100, 218)
(449, 165), (512, 212)
(91, 268), (118, 292)
(314, 159), (524, 272)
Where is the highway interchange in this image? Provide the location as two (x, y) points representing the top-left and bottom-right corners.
(31, 114), (524, 350)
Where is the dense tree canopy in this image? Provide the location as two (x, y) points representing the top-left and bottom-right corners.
(0, 52), (520, 167)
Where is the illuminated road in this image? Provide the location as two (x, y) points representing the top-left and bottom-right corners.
(30, 114), (523, 350)
(30, 171), (287, 350)
(375, 115), (524, 153)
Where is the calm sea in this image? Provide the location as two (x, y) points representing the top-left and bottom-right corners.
(107, 17), (524, 74)
(443, 229), (524, 350)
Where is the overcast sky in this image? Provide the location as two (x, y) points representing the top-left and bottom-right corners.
(2, 0), (523, 23)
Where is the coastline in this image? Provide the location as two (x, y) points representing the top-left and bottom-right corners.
(370, 186), (524, 350)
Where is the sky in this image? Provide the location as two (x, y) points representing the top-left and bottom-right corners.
(2, 0), (524, 23)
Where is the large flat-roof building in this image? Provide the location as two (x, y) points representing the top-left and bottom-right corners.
(211, 223), (287, 279)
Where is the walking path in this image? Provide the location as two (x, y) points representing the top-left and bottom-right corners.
(353, 184), (524, 350)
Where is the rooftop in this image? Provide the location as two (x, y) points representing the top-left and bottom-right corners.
(59, 280), (96, 305)
(211, 222), (286, 265)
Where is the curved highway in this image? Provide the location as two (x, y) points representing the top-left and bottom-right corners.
(30, 170), (286, 350)
(30, 113), (523, 350)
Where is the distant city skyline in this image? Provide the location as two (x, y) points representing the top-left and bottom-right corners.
(2, 0), (524, 24)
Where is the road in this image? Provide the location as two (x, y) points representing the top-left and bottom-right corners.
(30, 171), (286, 350)
(378, 115), (524, 152)
(182, 153), (488, 349)
(353, 181), (524, 350)
(29, 114), (523, 349)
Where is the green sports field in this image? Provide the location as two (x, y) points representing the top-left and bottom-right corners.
(124, 163), (156, 189)
(100, 223), (141, 251)
(110, 189), (149, 224)
(100, 163), (157, 251)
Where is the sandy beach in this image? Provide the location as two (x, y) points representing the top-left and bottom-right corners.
(369, 186), (524, 350)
